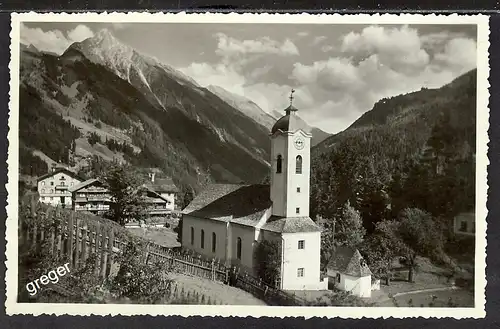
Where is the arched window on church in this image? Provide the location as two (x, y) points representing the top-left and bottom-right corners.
(212, 232), (216, 253)
(190, 227), (194, 245)
(296, 155), (302, 174)
(201, 229), (205, 249)
(237, 237), (242, 260)
(276, 155), (283, 173)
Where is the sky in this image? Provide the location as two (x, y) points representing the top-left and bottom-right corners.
(20, 22), (477, 134)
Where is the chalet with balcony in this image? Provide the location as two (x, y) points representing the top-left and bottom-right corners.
(141, 186), (176, 217)
(144, 173), (179, 212)
(69, 178), (111, 215)
(37, 166), (84, 208)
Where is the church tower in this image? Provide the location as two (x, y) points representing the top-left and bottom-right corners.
(270, 90), (313, 218)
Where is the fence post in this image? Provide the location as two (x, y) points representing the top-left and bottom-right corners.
(67, 212), (74, 266)
(32, 220), (38, 248)
(211, 259), (215, 281)
(94, 222), (101, 276)
(100, 227), (107, 278)
(142, 242), (149, 265)
(107, 229), (114, 277)
(49, 222), (55, 256)
(81, 225), (88, 265)
(74, 215), (80, 269)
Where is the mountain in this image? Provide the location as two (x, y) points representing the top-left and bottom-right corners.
(207, 85), (277, 131)
(311, 69), (476, 232)
(310, 127), (331, 147)
(19, 29), (273, 198)
(207, 86), (331, 146)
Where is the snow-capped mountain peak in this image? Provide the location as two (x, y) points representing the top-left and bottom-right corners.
(66, 29), (200, 88)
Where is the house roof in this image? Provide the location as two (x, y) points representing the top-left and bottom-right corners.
(146, 178), (179, 193)
(37, 167), (83, 182)
(327, 246), (372, 277)
(68, 178), (102, 193)
(261, 216), (322, 233)
(183, 183), (272, 227)
(141, 185), (171, 203)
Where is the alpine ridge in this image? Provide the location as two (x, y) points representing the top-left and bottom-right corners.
(19, 29), (275, 200)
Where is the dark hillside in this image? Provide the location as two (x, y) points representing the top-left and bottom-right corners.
(311, 69), (476, 232)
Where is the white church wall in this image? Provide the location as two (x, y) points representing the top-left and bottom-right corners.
(230, 223), (257, 274)
(285, 131), (311, 218)
(181, 215), (228, 261)
(281, 231), (322, 290)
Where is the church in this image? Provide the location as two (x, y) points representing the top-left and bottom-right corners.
(181, 91), (328, 291)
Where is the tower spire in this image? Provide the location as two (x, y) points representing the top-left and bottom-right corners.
(285, 89), (298, 115)
(289, 89), (295, 106)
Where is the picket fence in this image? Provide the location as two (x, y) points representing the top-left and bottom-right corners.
(20, 197), (307, 306)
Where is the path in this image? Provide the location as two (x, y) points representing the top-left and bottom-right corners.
(374, 286), (459, 304)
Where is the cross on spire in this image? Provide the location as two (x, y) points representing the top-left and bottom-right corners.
(289, 89), (295, 106)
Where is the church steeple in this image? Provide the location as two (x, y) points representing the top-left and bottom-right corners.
(269, 91), (312, 218)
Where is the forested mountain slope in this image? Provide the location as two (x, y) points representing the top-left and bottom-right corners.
(311, 69), (476, 232)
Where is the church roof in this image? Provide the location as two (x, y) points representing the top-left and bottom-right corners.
(271, 113), (312, 135)
(261, 216), (322, 233)
(182, 184), (272, 227)
(327, 246), (372, 277)
(183, 183), (323, 232)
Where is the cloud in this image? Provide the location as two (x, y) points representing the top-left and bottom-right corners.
(321, 45), (334, 52)
(111, 23), (127, 30)
(297, 31), (309, 37)
(341, 25), (430, 73)
(181, 25), (477, 134)
(214, 33), (299, 59)
(20, 23), (94, 55)
(420, 31), (468, 49)
(433, 37), (477, 74)
(312, 36), (327, 45)
(67, 24), (94, 43)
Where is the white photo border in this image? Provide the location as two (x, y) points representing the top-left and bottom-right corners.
(5, 11), (490, 319)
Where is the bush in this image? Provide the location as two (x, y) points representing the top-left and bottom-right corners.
(111, 241), (173, 304)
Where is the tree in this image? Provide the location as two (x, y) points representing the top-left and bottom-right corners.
(359, 231), (398, 285)
(336, 201), (366, 248)
(318, 201), (365, 269)
(101, 163), (147, 226)
(254, 239), (282, 285)
(377, 208), (444, 282)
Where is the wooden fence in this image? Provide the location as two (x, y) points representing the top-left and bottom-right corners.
(19, 197), (307, 306)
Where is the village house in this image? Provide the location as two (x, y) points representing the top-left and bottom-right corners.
(453, 211), (475, 237)
(144, 173), (179, 214)
(326, 245), (375, 298)
(37, 165), (83, 208)
(181, 93), (328, 291)
(69, 178), (111, 216)
(69, 173), (179, 218)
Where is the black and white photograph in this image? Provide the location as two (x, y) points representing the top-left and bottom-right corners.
(6, 13), (489, 318)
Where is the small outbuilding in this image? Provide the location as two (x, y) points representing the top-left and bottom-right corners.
(326, 245), (373, 298)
